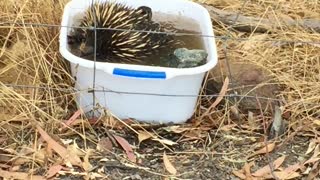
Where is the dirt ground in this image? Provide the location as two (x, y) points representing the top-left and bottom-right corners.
(76, 130), (312, 180)
(1, 121), (314, 180)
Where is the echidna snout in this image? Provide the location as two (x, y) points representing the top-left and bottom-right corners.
(78, 29), (105, 57)
(79, 41), (93, 57)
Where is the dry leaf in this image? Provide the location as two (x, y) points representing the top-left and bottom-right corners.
(113, 135), (136, 163)
(67, 141), (85, 157)
(304, 157), (320, 165)
(34, 148), (46, 164)
(132, 131), (178, 147)
(153, 138), (177, 146)
(163, 126), (191, 134)
(97, 137), (113, 153)
(244, 162), (254, 179)
(83, 149), (93, 172)
(10, 166), (20, 171)
(265, 171), (300, 179)
(46, 165), (63, 179)
(307, 161), (320, 180)
(306, 139), (317, 155)
(232, 170), (246, 179)
(256, 142), (276, 154)
(0, 169), (45, 180)
(233, 161), (255, 180)
(138, 131), (153, 143)
(302, 166), (312, 175)
(283, 163), (301, 173)
(10, 146), (34, 165)
(89, 172), (104, 179)
(252, 155), (286, 177)
(4, 147), (16, 154)
(12, 146), (34, 165)
(304, 144), (320, 165)
(250, 142), (275, 157)
(0, 136), (6, 144)
(60, 109), (82, 131)
(36, 125), (82, 166)
(12, 157), (31, 166)
(60, 119), (92, 128)
(102, 116), (122, 129)
(277, 163), (302, 180)
(313, 120), (320, 126)
(198, 77), (229, 122)
(0, 164), (10, 168)
(220, 124), (237, 131)
(184, 130), (206, 139)
(163, 152), (177, 175)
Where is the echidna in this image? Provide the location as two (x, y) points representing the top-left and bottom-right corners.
(73, 1), (176, 63)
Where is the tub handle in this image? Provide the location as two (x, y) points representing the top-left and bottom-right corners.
(112, 68), (166, 79)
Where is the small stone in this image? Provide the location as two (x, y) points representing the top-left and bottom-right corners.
(168, 48), (208, 68)
(268, 105), (288, 139)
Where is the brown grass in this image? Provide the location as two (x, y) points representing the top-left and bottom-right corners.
(0, 0), (75, 142)
(0, 0), (319, 179)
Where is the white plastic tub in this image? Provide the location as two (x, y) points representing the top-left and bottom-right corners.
(59, 0), (218, 124)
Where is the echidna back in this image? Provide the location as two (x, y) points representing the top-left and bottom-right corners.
(75, 1), (177, 63)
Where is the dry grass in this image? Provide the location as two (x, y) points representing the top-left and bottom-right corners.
(0, 0), (75, 145)
(202, 0), (320, 127)
(0, 0), (319, 179)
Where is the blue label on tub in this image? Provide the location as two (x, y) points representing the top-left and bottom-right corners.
(113, 68), (166, 79)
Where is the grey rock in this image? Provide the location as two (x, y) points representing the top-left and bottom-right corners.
(206, 62), (281, 113)
(168, 48), (207, 68)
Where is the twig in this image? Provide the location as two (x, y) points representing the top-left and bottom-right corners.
(256, 96), (279, 180)
(201, 3), (320, 33)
